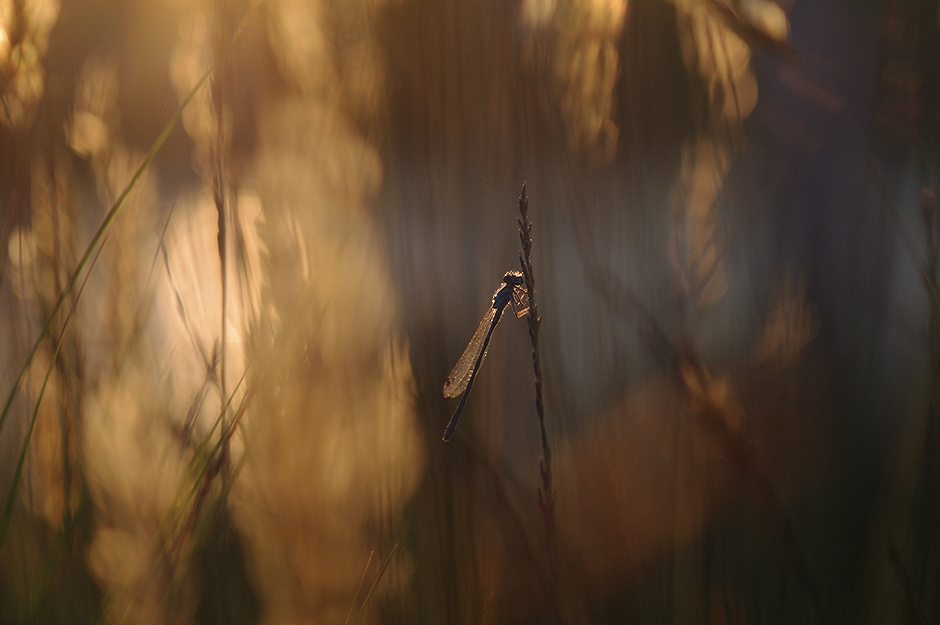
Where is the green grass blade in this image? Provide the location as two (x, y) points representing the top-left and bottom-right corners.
(0, 0), (265, 443)
(0, 235), (106, 550)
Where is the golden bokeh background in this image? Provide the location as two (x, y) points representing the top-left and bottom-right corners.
(0, 0), (937, 623)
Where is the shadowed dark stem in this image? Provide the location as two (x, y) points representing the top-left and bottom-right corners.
(517, 183), (558, 608)
(907, 185), (940, 624)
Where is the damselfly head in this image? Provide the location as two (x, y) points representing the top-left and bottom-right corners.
(502, 270), (525, 285)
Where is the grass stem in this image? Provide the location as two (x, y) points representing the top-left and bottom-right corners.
(516, 183), (559, 617)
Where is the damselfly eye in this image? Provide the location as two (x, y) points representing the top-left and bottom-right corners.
(502, 271), (525, 285)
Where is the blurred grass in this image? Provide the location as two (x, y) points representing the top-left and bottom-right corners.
(1, 0), (939, 624)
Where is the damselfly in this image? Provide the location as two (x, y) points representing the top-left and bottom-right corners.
(442, 271), (529, 441)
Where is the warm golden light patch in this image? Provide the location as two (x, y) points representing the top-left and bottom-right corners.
(553, 0), (629, 162)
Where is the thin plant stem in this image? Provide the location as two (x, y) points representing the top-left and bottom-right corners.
(353, 542), (399, 624)
(516, 183), (558, 611)
(212, 0), (231, 482)
(343, 550), (374, 625)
